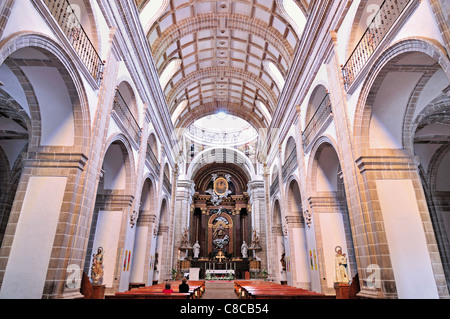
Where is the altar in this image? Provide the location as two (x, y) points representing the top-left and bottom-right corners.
(205, 270), (235, 281)
(191, 259), (250, 279)
(178, 171), (263, 280)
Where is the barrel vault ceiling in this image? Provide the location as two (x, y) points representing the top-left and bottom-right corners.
(137, 0), (309, 130)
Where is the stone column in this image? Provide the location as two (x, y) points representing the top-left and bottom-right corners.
(325, 30), (384, 298)
(172, 179), (195, 260)
(284, 215), (310, 290)
(160, 164), (179, 282)
(199, 207), (208, 257)
(0, 153), (88, 299)
(129, 210), (157, 286)
(247, 180), (268, 274)
(355, 153), (449, 298)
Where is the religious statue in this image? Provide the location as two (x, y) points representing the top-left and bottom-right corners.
(334, 246), (349, 284)
(280, 251), (286, 271)
(241, 241), (249, 259)
(251, 228), (260, 249)
(91, 247), (104, 285)
(213, 219), (227, 239)
(154, 252), (159, 271)
(193, 241), (200, 259)
(129, 210), (138, 228)
(180, 227), (190, 248)
(213, 234), (230, 249)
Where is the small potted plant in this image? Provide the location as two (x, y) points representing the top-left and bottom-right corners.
(172, 268), (178, 280)
(261, 269), (268, 281)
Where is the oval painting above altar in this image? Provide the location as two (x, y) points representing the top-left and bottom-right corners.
(214, 177), (229, 196)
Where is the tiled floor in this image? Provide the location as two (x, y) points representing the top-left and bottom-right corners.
(201, 281), (238, 299)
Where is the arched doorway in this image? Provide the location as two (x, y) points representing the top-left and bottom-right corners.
(354, 40), (450, 298)
(308, 140), (356, 294)
(0, 37), (90, 298)
(85, 139), (134, 293)
(286, 179), (311, 289)
(271, 200), (285, 284)
(129, 178), (157, 286)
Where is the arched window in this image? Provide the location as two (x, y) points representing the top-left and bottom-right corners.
(278, 0), (307, 38)
(160, 59), (182, 90)
(140, 0), (170, 35)
(263, 60), (285, 91)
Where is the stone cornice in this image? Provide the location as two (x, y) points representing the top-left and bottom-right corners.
(23, 153), (88, 170)
(356, 155), (419, 174)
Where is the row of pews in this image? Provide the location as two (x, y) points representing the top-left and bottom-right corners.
(105, 281), (205, 299)
(234, 281), (336, 299)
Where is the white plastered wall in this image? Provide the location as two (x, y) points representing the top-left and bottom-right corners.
(0, 176), (67, 299)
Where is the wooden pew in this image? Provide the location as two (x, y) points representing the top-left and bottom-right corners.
(106, 292), (192, 299)
(106, 281), (205, 299)
(234, 281), (335, 299)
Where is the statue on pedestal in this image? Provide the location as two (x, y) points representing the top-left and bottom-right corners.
(250, 228), (260, 249)
(193, 241), (200, 259)
(280, 250), (286, 271)
(334, 246), (349, 284)
(91, 247), (104, 285)
(241, 241), (248, 259)
(180, 227), (190, 248)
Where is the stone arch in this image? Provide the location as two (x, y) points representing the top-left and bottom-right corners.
(353, 37), (450, 155)
(306, 135), (341, 195)
(186, 147), (256, 182)
(138, 177), (157, 214)
(147, 131), (160, 161)
(100, 134), (137, 193)
(115, 75), (141, 123)
(83, 135), (137, 290)
(271, 164), (279, 185)
(0, 32), (91, 154)
(306, 136), (357, 291)
(285, 176), (312, 288)
(272, 198), (283, 235)
(414, 110), (450, 292)
(305, 84), (328, 129)
(284, 136), (297, 164)
(158, 196), (170, 228)
(285, 175), (303, 216)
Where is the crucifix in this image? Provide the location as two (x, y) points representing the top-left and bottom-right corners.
(216, 250), (226, 262)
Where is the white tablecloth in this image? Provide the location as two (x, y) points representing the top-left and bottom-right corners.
(206, 270), (235, 275)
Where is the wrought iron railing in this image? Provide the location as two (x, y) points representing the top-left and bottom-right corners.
(146, 146), (161, 175)
(282, 146), (298, 179)
(163, 173), (172, 194)
(302, 94), (332, 149)
(341, 0), (412, 90)
(270, 175), (279, 197)
(43, 0), (104, 85)
(113, 90), (141, 146)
